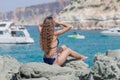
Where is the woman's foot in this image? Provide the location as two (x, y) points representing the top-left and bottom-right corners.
(80, 56), (88, 60)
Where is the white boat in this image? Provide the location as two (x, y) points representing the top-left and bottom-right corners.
(68, 33), (85, 39)
(101, 27), (120, 36)
(0, 21), (34, 44)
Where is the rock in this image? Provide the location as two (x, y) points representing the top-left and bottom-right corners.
(106, 49), (120, 59)
(1, 49), (120, 80)
(21, 77), (48, 80)
(89, 53), (120, 80)
(63, 57), (90, 80)
(0, 56), (21, 80)
(17, 62), (75, 79)
(12, 58), (90, 80)
(64, 60), (89, 70)
(49, 74), (79, 80)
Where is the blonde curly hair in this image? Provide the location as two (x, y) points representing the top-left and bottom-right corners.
(40, 17), (55, 54)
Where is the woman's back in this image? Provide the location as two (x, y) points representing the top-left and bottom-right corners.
(45, 35), (59, 58)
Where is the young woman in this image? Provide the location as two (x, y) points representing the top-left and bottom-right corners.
(38, 16), (87, 66)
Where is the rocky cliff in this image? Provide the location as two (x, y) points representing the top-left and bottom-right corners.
(58, 0), (120, 30)
(0, 0), (71, 25)
(1, 0), (120, 29)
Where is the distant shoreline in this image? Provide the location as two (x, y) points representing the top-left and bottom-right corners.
(20, 19), (120, 30)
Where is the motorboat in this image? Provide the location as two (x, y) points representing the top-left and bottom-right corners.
(68, 34), (85, 39)
(68, 33), (85, 39)
(0, 21), (34, 44)
(101, 27), (120, 36)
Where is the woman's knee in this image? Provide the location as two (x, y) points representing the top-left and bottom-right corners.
(61, 48), (71, 56)
(54, 49), (70, 65)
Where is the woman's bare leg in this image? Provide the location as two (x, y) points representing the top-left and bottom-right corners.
(61, 45), (87, 59)
(68, 48), (88, 60)
(54, 47), (71, 65)
(54, 45), (87, 65)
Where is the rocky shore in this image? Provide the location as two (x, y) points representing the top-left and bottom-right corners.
(0, 49), (120, 80)
(64, 19), (120, 30)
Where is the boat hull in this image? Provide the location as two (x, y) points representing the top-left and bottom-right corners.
(0, 37), (34, 44)
(68, 35), (85, 39)
(101, 31), (120, 36)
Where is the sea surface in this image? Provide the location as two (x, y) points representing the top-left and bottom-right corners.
(0, 26), (120, 67)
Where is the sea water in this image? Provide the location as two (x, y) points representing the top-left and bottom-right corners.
(0, 26), (120, 67)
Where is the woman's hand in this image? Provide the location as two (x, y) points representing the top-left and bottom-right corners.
(39, 23), (43, 27)
(38, 23), (43, 33)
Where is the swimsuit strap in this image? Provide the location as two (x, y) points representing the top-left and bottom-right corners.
(57, 38), (59, 46)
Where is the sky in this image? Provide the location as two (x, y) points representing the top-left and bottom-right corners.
(0, 0), (56, 12)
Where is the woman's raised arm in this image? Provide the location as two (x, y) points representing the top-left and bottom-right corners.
(54, 19), (72, 36)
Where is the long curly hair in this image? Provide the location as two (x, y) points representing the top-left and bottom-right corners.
(40, 17), (55, 54)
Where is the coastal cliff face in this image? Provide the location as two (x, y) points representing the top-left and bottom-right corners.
(0, 0), (71, 25)
(58, 0), (120, 30)
(0, 0), (120, 29)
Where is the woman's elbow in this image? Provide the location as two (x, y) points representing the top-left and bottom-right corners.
(69, 25), (72, 29)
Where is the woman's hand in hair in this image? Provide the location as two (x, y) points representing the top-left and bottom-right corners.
(39, 23), (43, 27)
(38, 23), (43, 33)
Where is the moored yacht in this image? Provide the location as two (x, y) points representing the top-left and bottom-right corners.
(0, 21), (34, 44)
(101, 26), (120, 36)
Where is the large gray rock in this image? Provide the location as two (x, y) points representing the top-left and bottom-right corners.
(49, 74), (79, 80)
(64, 60), (89, 70)
(0, 56), (21, 80)
(63, 58), (90, 80)
(89, 53), (120, 80)
(106, 49), (120, 59)
(13, 59), (90, 80)
(16, 62), (75, 80)
(21, 78), (48, 80)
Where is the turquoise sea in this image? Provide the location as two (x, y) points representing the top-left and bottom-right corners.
(0, 26), (120, 67)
